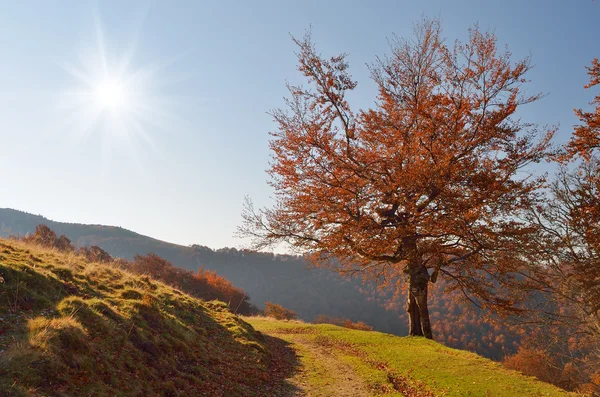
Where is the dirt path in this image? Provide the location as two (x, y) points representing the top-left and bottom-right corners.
(269, 330), (372, 397)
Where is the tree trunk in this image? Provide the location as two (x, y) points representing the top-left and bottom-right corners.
(405, 239), (433, 339)
(407, 288), (423, 336)
(407, 265), (433, 338)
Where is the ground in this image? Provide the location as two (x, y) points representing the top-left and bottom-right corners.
(246, 316), (577, 397)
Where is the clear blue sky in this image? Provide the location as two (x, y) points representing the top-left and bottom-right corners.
(1, 1), (598, 249)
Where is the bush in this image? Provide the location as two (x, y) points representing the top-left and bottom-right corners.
(54, 235), (74, 252)
(78, 245), (113, 263)
(314, 315), (372, 331)
(503, 347), (575, 390)
(264, 302), (297, 320)
(120, 254), (258, 315)
(343, 319), (373, 331)
(22, 225), (74, 253)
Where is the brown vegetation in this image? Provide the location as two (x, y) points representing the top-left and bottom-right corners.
(264, 302), (298, 320)
(314, 315), (373, 331)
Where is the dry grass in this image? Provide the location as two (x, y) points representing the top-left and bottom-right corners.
(0, 238), (298, 396)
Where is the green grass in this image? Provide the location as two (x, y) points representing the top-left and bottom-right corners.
(0, 239), (294, 396)
(246, 317), (578, 397)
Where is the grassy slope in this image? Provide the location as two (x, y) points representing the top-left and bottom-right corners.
(247, 318), (576, 397)
(0, 239), (296, 397)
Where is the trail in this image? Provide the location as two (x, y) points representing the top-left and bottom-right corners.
(268, 329), (372, 397)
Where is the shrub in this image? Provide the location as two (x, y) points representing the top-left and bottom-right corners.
(195, 266), (252, 314)
(503, 347), (567, 388)
(121, 254), (258, 315)
(264, 302), (297, 320)
(54, 235), (74, 252)
(343, 319), (373, 331)
(22, 225), (74, 253)
(79, 245), (113, 263)
(314, 315), (372, 331)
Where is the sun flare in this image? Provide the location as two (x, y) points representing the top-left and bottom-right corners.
(95, 79), (127, 109)
(54, 11), (184, 165)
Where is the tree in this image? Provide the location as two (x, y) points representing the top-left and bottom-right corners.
(530, 162), (600, 336)
(239, 19), (553, 338)
(566, 58), (600, 161)
(54, 234), (74, 252)
(514, 59), (600, 396)
(24, 224), (58, 248)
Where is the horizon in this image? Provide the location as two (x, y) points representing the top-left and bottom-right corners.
(1, 1), (599, 250)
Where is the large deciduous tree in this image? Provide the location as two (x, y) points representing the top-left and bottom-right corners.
(239, 20), (553, 338)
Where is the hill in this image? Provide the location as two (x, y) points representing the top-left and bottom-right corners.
(0, 238), (296, 396)
(0, 238), (574, 396)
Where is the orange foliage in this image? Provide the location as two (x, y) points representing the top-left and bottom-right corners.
(264, 302), (297, 320)
(123, 254), (258, 315)
(503, 339), (597, 393)
(22, 224), (74, 252)
(503, 347), (563, 387)
(195, 266), (250, 313)
(314, 315), (373, 331)
(566, 58), (600, 161)
(240, 18), (553, 339)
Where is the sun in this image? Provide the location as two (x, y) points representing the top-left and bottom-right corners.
(54, 10), (185, 165)
(95, 78), (127, 110)
(53, 9), (196, 172)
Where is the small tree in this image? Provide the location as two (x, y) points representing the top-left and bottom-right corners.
(240, 19), (553, 338)
(79, 245), (113, 263)
(24, 224), (58, 248)
(54, 235), (74, 252)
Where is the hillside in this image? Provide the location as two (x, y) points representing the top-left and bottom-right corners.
(0, 239), (295, 396)
(0, 238), (574, 396)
